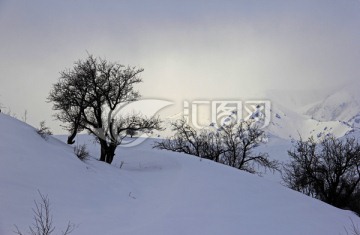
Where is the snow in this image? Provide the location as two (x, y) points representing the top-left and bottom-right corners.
(1, 113), (360, 235)
(266, 101), (351, 140)
(263, 86), (360, 140)
(305, 84), (360, 123)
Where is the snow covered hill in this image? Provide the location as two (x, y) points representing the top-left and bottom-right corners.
(1, 113), (359, 235)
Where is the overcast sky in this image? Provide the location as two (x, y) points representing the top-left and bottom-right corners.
(0, 0), (359, 133)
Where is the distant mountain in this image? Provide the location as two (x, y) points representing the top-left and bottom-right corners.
(262, 88), (358, 140)
(304, 84), (360, 129)
(266, 101), (351, 140)
(159, 86), (360, 140)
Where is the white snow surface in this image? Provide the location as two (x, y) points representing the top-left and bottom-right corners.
(266, 101), (351, 140)
(305, 85), (360, 123)
(264, 86), (360, 140)
(1, 113), (359, 235)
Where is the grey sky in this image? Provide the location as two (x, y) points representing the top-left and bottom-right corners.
(0, 0), (359, 133)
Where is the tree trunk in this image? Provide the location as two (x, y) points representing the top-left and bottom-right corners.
(67, 112), (82, 144)
(67, 130), (77, 145)
(106, 143), (117, 164)
(99, 139), (108, 162)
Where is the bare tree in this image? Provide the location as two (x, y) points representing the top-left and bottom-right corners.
(198, 130), (224, 162)
(283, 135), (360, 214)
(220, 121), (278, 174)
(48, 67), (89, 144)
(154, 119), (277, 174)
(48, 55), (162, 164)
(14, 191), (74, 235)
(154, 120), (224, 162)
(154, 120), (203, 156)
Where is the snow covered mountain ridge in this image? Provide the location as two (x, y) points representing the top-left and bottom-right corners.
(305, 85), (360, 127)
(263, 85), (360, 140)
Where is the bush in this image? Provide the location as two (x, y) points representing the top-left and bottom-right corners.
(37, 121), (52, 140)
(73, 144), (90, 161)
(219, 121), (277, 173)
(283, 135), (360, 214)
(154, 119), (278, 175)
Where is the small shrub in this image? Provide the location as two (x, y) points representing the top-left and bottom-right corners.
(14, 190), (75, 235)
(73, 144), (90, 161)
(37, 121), (53, 140)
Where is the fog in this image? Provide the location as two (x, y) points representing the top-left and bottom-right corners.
(0, 0), (359, 133)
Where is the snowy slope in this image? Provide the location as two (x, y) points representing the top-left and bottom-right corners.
(1, 113), (359, 235)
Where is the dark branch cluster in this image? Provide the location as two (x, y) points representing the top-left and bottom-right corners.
(154, 119), (278, 175)
(283, 135), (360, 214)
(36, 121), (53, 140)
